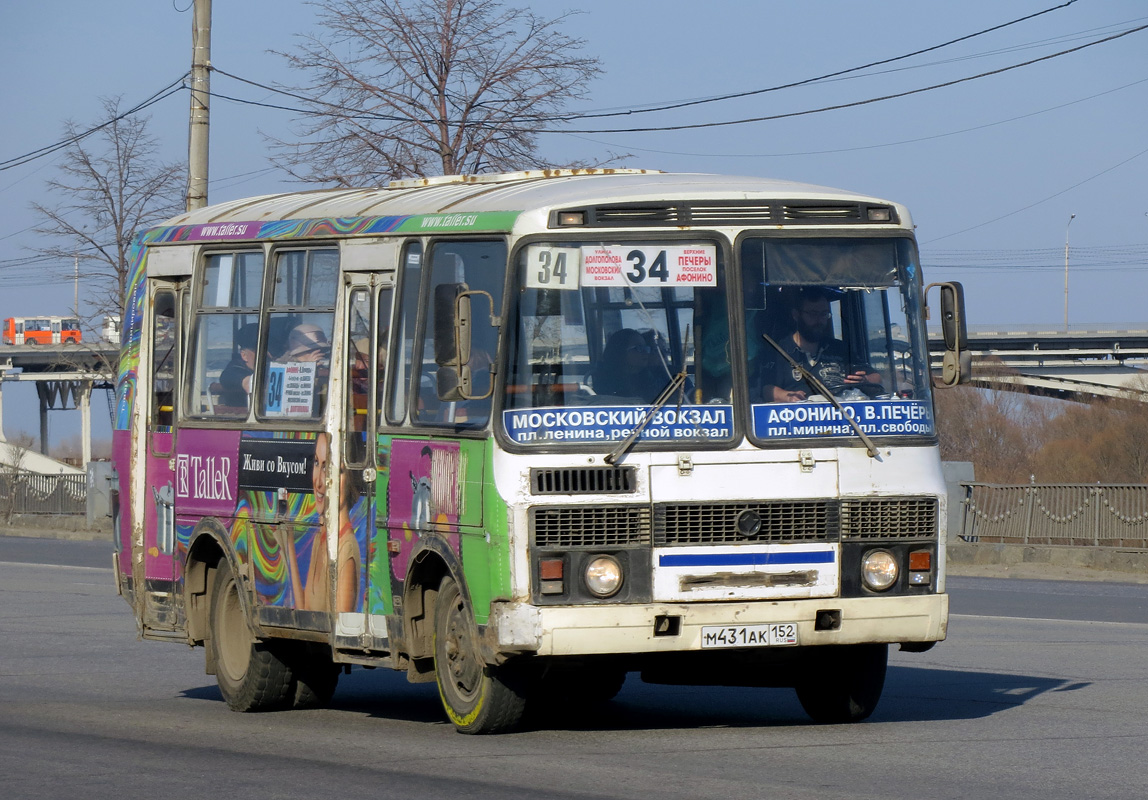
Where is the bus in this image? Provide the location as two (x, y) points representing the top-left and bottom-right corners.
(3, 315), (82, 345)
(111, 169), (970, 733)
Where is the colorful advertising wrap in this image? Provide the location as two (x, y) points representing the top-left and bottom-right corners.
(503, 403), (734, 445)
(752, 399), (934, 439)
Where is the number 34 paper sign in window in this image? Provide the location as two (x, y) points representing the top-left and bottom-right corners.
(525, 244), (717, 289)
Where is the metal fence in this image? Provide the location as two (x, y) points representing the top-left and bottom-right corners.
(960, 483), (1148, 548)
(0, 470), (87, 517)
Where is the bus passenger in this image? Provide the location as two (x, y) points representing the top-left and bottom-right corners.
(218, 324), (259, 408)
(285, 323), (330, 362)
(760, 289), (881, 402)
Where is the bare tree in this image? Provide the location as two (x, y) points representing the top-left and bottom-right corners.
(271, 0), (605, 185)
(31, 96), (185, 320)
(1, 433), (37, 525)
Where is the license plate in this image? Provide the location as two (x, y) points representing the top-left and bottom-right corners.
(700, 623), (798, 649)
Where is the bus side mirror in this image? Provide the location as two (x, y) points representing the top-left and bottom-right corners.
(433, 283), (497, 401)
(434, 283), (471, 368)
(925, 281), (971, 386)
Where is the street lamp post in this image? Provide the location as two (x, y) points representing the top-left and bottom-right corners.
(1064, 213), (1075, 333)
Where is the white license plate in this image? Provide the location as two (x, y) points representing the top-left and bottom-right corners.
(700, 623), (798, 649)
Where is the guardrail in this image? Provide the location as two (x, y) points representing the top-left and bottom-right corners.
(0, 470), (86, 517)
(960, 482), (1148, 547)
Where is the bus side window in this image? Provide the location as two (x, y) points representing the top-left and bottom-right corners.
(188, 251), (265, 418)
(151, 289), (178, 434)
(385, 242), (422, 425)
(345, 288), (371, 441)
(259, 248), (338, 421)
(375, 287), (393, 429)
(413, 239), (506, 427)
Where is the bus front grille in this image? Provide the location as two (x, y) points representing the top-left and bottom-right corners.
(530, 466), (636, 495)
(841, 497), (938, 540)
(530, 497), (938, 549)
(531, 505), (652, 548)
(654, 500), (839, 545)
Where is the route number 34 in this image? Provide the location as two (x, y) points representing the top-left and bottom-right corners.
(525, 245), (581, 289)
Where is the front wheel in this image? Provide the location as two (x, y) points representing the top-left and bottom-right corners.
(209, 561), (294, 711)
(433, 576), (528, 734)
(794, 644), (887, 724)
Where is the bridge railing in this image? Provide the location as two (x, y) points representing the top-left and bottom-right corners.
(0, 469), (86, 517)
(960, 482), (1148, 547)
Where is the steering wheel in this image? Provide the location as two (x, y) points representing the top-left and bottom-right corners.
(823, 381), (884, 399)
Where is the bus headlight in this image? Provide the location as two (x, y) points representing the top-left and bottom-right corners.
(861, 550), (898, 592)
(584, 555), (623, 598)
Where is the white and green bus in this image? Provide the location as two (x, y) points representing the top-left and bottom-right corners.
(112, 169), (969, 733)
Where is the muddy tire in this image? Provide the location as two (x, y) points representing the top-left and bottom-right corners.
(433, 576), (527, 734)
(210, 561), (293, 711)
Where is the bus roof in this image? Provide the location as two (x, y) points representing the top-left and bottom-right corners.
(152, 170), (912, 237)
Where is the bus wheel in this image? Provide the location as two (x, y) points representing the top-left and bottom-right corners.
(433, 576), (527, 734)
(287, 643), (341, 709)
(794, 644), (887, 724)
(210, 561), (293, 712)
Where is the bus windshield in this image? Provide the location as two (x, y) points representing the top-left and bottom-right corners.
(741, 236), (934, 442)
(502, 239), (734, 446)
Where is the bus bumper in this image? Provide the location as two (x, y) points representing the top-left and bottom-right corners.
(489, 593), (948, 658)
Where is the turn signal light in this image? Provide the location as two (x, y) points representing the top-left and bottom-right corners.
(539, 558), (564, 595)
(908, 551), (931, 571)
(908, 549), (932, 586)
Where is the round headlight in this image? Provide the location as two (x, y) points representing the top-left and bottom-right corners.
(584, 555), (623, 598)
(861, 550), (899, 592)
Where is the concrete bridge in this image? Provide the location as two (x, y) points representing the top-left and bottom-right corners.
(0, 342), (117, 466)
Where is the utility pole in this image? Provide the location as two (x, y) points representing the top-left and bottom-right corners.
(186, 0), (211, 212)
(1063, 213), (1075, 333)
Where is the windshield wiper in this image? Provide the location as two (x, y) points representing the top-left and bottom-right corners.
(605, 368), (689, 466)
(759, 332), (880, 459)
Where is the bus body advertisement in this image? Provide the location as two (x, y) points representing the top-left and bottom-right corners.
(111, 170), (968, 733)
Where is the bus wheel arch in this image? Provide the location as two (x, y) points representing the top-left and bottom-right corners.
(401, 542), (455, 682)
(184, 518), (248, 652)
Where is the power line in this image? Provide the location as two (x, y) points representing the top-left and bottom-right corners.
(542, 24), (1148, 134)
(559, 75), (1148, 159)
(544, 0), (1085, 122)
(0, 76), (189, 172)
(921, 143), (1148, 244)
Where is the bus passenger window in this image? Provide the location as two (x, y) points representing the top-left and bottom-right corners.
(345, 288), (371, 437)
(260, 248), (338, 421)
(386, 242), (422, 426)
(151, 289), (178, 432)
(188, 251), (264, 418)
(375, 287), (393, 428)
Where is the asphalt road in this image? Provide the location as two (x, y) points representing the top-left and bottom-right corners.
(3, 536), (1148, 799)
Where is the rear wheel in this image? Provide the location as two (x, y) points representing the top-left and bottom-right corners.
(795, 644), (887, 724)
(433, 576), (528, 734)
(210, 561), (293, 711)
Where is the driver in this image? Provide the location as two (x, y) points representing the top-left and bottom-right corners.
(760, 289), (880, 402)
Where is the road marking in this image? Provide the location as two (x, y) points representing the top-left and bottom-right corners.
(951, 612), (1148, 627)
(0, 561), (112, 572)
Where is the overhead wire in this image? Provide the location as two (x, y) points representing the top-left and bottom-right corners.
(0, 75), (189, 172)
(541, 23), (1148, 134)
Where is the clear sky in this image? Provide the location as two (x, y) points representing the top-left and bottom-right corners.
(1, 0), (1146, 447)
